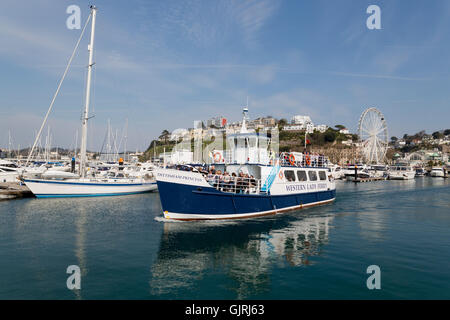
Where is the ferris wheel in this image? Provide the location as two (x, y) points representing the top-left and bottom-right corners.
(358, 107), (388, 164)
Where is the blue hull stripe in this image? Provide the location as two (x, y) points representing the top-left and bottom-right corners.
(157, 180), (335, 216)
(35, 191), (154, 198)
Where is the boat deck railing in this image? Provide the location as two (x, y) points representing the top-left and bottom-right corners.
(206, 176), (266, 195)
(278, 152), (329, 168)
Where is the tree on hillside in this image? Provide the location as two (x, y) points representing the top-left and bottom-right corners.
(278, 118), (288, 126)
(444, 129), (450, 136)
(415, 130), (426, 138)
(390, 136), (398, 142)
(159, 130), (170, 144)
(324, 129), (337, 143)
(335, 124), (346, 130)
(432, 131), (444, 139)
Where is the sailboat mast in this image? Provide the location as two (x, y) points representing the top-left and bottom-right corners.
(80, 6), (97, 177)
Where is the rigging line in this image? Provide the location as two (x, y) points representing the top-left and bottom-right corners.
(26, 12), (93, 165)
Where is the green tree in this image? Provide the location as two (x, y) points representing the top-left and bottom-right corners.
(324, 129), (337, 143)
(432, 131), (444, 139)
(159, 130), (170, 144)
(278, 118), (288, 128)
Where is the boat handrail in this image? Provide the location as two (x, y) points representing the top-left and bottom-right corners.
(278, 152), (329, 168)
(205, 175), (266, 195)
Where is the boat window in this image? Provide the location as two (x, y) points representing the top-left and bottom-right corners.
(284, 170), (296, 182)
(308, 170), (318, 181)
(116, 173), (124, 178)
(297, 170), (308, 181)
(318, 171), (327, 181)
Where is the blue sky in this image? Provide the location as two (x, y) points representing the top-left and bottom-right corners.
(1, 0), (449, 151)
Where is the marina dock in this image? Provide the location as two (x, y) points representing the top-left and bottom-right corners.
(0, 182), (33, 200)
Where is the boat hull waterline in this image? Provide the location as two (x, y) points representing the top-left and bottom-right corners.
(156, 168), (336, 221)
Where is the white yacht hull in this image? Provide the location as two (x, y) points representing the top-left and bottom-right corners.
(430, 171), (444, 177)
(24, 178), (157, 198)
(388, 171), (415, 180)
(0, 172), (20, 183)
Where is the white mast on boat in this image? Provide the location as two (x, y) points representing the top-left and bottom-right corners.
(25, 9), (93, 166)
(79, 5), (97, 177)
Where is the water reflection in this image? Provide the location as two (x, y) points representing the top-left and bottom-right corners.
(150, 213), (333, 298)
(74, 203), (87, 300)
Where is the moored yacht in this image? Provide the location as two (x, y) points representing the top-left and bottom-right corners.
(430, 167), (445, 178)
(0, 168), (19, 183)
(415, 167), (427, 177)
(388, 163), (415, 180)
(329, 164), (345, 180)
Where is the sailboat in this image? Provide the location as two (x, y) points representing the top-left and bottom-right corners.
(24, 6), (157, 198)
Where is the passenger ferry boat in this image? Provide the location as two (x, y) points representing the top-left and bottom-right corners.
(156, 109), (336, 220)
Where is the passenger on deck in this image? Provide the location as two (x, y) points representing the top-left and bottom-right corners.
(230, 172), (237, 192)
(222, 171), (231, 191)
(236, 172), (245, 193)
(206, 170), (214, 185)
(243, 174), (251, 193)
(249, 175), (257, 188)
(213, 170), (222, 188)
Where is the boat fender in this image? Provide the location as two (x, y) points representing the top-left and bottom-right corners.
(279, 170), (284, 179)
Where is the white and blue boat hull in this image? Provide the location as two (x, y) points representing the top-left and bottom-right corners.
(156, 168), (336, 220)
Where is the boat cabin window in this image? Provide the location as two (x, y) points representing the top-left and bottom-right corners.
(318, 171), (327, 181)
(297, 170), (308, 181)
(284, 170), (296, 182)
(308, 171), (318, 181)
(116, 173), (124, 178)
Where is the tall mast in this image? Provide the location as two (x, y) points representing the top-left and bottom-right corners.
(79, 6), (97, 177)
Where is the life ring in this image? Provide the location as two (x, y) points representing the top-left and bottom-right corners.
(289, 154), (296, 166)
(213, 152), (222, 163)
(279, 170), (284, 179)
(305, 154), (311, 166)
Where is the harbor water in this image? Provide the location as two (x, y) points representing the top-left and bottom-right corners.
(0, 178), (449, 299)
